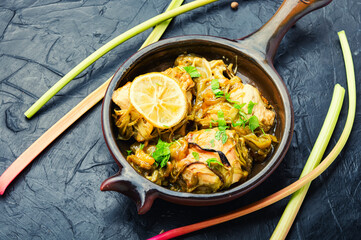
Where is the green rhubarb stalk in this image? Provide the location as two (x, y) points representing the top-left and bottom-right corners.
(271, 30), (356, 240)
(140, 0), (184, 49)
(271, 84), (344, 240)
(24, 0), (218, 118)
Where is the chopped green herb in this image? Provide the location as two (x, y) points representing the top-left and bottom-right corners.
(216, 110), (229, 144)
(211, 78), (219, 90)
(209, 121), (212, 128)
(210, 139), (215, 148)
(225, 94), (252, 129)
(183, 66), (201, 78)
(221, 133), (228, 144)
(127, 150), (132, 155)
(139, 143), (144, 150)
(216, 111), (227, 130)
(192, 152), (200, 160)
(238, 110), (248, 120)
(261, 128), (266, 135)
(247, 101), (257, 114)
(232, 118), (246, 128)
(224, 92), (232, 102)
(248, 115), (260, 132)
(211, 79), (224, 98)
(152, 139), (171, 168)
(215, 130), (228, 144)
(233, 102), (246, 111)
(163, 125), (169, 128)
(215, 130), (222, 141)
(224, 92), (239, 104)
(206, 158), (224, 167)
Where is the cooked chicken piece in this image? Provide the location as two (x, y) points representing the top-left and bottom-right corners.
(186, 129), (249, 184)
(163, 67), (194, 91)
(181, 163), (222, 193)
(192, 76), (237, 127)
(163, 67), (194, 112)
(229, 84), (275, 129)
(175, 54), (212, 80)
(196, 101), (238, 128)
(169, 129), (250, 192)
(112, 82), (131, 109)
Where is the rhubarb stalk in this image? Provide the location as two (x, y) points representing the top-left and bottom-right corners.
(270, 85), (344, 240)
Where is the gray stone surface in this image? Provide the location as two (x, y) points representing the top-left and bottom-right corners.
(0, 0), (360, 239)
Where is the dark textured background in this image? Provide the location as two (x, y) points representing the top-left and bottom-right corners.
(0, 0), (360, 239)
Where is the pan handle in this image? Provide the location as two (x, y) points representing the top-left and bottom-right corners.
(100, 167), (158, 214)
(238, 0), (332, 62)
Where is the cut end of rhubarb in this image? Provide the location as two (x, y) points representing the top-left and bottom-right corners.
(0, 182), (7, 195)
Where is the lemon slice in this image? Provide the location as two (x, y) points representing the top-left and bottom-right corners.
(129, 72), (187, 129)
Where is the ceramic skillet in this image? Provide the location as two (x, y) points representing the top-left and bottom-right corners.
(100, 0), (332, 214)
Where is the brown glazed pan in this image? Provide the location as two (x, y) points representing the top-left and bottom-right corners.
(100, 0), (332, 214)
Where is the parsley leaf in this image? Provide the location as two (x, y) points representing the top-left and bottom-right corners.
(211, 79), (224, 98)
(216, 110), (229, 144)
(261, 127), (266, 135)
(215, 128), (228, 144)
(221, 133), (228, 144)
(238, 110), (248, 120)
(183, 66), (201, 78)
(225, 93), (247, 113)
(206, 158), (224, 167)
(216, 111), (228, 131)
(232, 118), (246, 128)
(248, 115), (260, 132)
(247, 101), (257, 114)
(127, 150), (132, 156)
(233, 102), (246, 111)
(152, 139), (171, 168)
(192, 152), (200, 161)
(224, 92), (238, 104)
(215, 131), (229, 144)
(139, 143), (144, 150)
(215, 130), (222, 141)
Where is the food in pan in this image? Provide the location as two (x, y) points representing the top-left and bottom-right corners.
(112, 54), (277, 193)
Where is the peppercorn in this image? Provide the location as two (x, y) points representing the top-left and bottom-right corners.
(231, 2), (239, 10)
